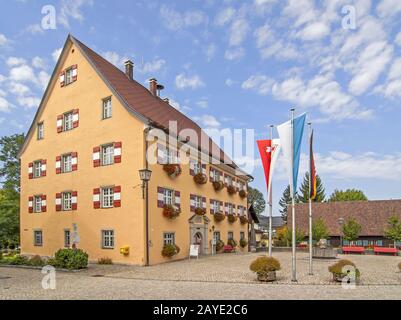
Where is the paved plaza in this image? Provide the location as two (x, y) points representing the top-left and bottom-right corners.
(0, 252), (400, 300)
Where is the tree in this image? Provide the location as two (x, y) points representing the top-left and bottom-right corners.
(312, 218), (330, 242)
(342, 218), (362, 244)
(384, 216), (401, 248)
(279, 185), (298, 222)
(328, 189), (367, 202)
(247, 186), (266, 215)
(0, 133), (24, 192)
(297, 172), (325, 203)
(285, 227), (305, 245)
(0, 190), (19, 249)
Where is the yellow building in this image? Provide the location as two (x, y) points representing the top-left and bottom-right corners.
(19, 35), (252, 266)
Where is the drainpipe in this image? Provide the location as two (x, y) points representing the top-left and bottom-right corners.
(144, 127), (150, 266)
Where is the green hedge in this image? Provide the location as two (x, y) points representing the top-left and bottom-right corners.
(51, 249), (88, 270)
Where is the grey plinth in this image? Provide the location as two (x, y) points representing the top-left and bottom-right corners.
(312, 247), (337, 259)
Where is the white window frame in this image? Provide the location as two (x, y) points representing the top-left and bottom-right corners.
(62, 154), (72, 173)
(239, 206), (244, 216)
(167, 149), (174, 164)
(228, 231), (233, 240)
(37, 122), (44, 140)
(64, 229), (71, 247)
(62, 192), (72, 211)
(34, 196), (42, 213)
(228, 203), (233, 215)
(213, 231), (220, 243)
(101, 187), (114, 208)
(193, 162), (201, 175)
(213, 170), (220, 182)
(34, 230), (43, 246)
(194, 195), (202, 208)
(101, 230), (114, 249)
(163, 189), (174, 205)
(226, 175), (233, 186)
(63, 112), (73, 131)
(101, 144), (114, 166)
(65, 67), (73, 85)
(102, 97), (112, 119)
(212, 200), (220, 213)
(33, 160), (42, 178)
(163, 232), (175, 246)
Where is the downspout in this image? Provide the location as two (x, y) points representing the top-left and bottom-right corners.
(144, 126), (150, 266)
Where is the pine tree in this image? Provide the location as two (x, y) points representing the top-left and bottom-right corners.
(279, 185), (297, 222)
(297, 172), (326, 203)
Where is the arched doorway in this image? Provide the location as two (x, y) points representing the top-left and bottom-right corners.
(193, 232), (203, 255)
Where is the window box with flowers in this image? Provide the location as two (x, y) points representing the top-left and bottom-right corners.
(240, 216), (248, 224)
(163, 204), (181, 219)
(227, 238), (238, 248)
(194, 173), (207, 184)
(227, 214), (238, 223)
(240, 238), (248, 248)
(227, 185), (236, 195)
(214, 212), (226, 222)
(194, 207), (206, 216)
(213, 181), (224, 191)
(223, 245), (234, 253)
(163, 164), (182, 177)
(239, 189), (247, 198)
(161, 244), (180, 258)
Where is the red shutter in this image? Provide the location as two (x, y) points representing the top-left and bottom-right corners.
(189, 160), (195, 176)
(28, 196), (33, 213)
(41, 195), (47, 212)
(157, 187), (164, 208)
(59, 71), (65, 87)
(72, 191), (78, 210)
(55, 193), (62, 211)
(113, 186), (121, 207)
(41, 159), (47, 177)
(210, 199), (214, 214)
(114, 141), (122, 163)
(56, 156), (61, 174)
(57, 115), (63, 133)
(175, 190), (181, 209)
(28, 162), (33, 179)
(93, 146), (100, 167)
(72, 109), (79, 128)
(93, 188), (100, 209)
(202, 197), (206, 210)
(72, 64), (78, 82)
(71, 152), (78, 171)
(201, 164), (206, 175)
(190, 194), (195, 212)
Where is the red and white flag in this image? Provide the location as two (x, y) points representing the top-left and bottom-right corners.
(257, 139), (281, 200)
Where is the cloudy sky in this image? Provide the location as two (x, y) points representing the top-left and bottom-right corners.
(0, 0), (401, 215)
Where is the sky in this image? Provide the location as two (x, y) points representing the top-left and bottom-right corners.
(0, 0), (401, 216)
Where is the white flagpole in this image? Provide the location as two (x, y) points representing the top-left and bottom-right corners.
(268, 125), (274, 257)
(290, 108), (297, 282)
(308, 122), (313, 276)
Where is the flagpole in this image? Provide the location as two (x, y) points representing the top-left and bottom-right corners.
(268, 125), (274, 257)
(308, 122), (313, 276)
(290, 108), (297, 282)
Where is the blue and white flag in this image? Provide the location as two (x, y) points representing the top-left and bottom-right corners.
(277, 113), (306, 197)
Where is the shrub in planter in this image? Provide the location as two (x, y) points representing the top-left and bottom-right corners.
(250, 256), (281, 282)
(239, 216), (248, 224)
(214, 212), (226, 222)
(54, 248), (89, 270)
(227, 239), (237, 248)
(193, 173), (207, 184)
(98, 257), (113, 265)
(28, 255), (45, 267)
(216, 240), (225, 252)
(328, 259), (360, 282)
(227, 214), (238, 223)
(240, 239), (248, 248)
(163, 164), (182, 177)
(227, 185), (236, 195)
(194, 207), (206, 216)
(239, 189), (247, 198)
(163, 204), (181, 219)
(213, 181), (224, 191)
(161, 244), (180, 258)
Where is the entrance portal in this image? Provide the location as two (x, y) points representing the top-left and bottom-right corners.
(193, 232), (203, 255)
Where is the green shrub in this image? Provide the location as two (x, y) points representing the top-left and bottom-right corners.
(54, 248), (88, 270)
(0, 251), (2, 260)
(161, 244), (180, 258)
(250, 256), (281, 276)
(28, 255), (45, 267)
(227, 239), (237, 248)
(8, 255), (29, 265)
(98, 257), (113, 265)
(239, 239), (248, 248)
(328, 259), (360, 278)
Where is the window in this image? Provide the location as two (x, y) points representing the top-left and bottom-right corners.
(167, 149), (175, 164)
(238, 206), (244, 216)
(33, 160), (42, 178)
(64, 229), (71, 247)
(102, 97), (112, 119)
(63, 112), (73, 131)
(101, 230), (114, 249)
(34, 230), (43, 246)
(238, 181), (244, 190)
(65, 67), (74, 85)
(62, 192), (72, 211)
(34, 196), (42, 213)
(101, 187), (114, 208)
(62, 154), (72, 173)
(163, 232), (175, 246)
(193, 162), (201, 175)
(228, 232), (233, 240)
(226, 175), (233, 186)
(213, 231), (220, 243)
(101, 144), (114, 166)
(37, 122), (44, 140)
(194, 195), (202, 208)
(228, 203), (233, 215)
(163, 189), (174, 205)
(213, 170), (220, 182)
(212, 200), (220, 213)
(240, 232), (245, 241)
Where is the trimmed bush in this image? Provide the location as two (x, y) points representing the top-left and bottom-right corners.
(8, 255), (29, 265)
(28, 255), (45, 267)
(161, 244), (180, 258)
(54, 248), (89, 270)
(193, 173), (207, 184)
(212, 181), (224, 191)
(328, 259), (360, 280)
(250, 256), (281, 276)
(98, 257), (113, 265)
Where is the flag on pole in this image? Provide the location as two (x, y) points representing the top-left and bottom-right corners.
(277, 113), (306, 196)
(309, 130), (317, 200)
(257, 139), (281, 200)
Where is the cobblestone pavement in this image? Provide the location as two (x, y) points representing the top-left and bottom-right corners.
(0, 252), (400, 300)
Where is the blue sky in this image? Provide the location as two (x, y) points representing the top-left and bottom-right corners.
(0, 0), (401, 215)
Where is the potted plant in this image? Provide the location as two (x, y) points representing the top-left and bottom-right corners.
(328, 259), (360, 283)
(239, 189), (247, 198)
(215, 240), (224, 253)
(213, 181), (224, 191)
(250, 256), (281, 282)
(163, 204), (181, 219)
(193, 173), (207, 184)
(214, 212), (225, 222)
(239, 216), (248, 224)
(227, 238), (237, 248)
(163, 164), (182, 177)
(227, 214), (237, 223)
(227, 185), (236, 195)
(161, 244), (180, 258)
(194, 207), (206, 216)
(240, 239), (248, 248)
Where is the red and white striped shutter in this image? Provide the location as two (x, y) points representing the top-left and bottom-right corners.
(219, 171), (224, 182)
(57, 115), (63, 133)
(157, 144), (166, 164)
(28, 196), (33, 213)
(175, 191), (181, 209)
(41, 195), (47, 212)
(210, 199), (214, 214)
(209, 168), (214, 181)
(71, 152), (78, 171)
(55, 193), (62, 211)
(190, 194), (195, 212)
(72, 64), (78, 82)
(72, 109), (79, 128)
(220, 201), (223, 213)
(233, 205), (236, 216)
(224, 174), (228, 186)
(235, 179), (239, 191)
(114, 142), (122, 163)
(28, 162), (33, 179)
(55, 156), (61, 174)
(59, 71), (65, 87)
(41, 159), (47, 177)
(93, 146), (100, 167)
(93, 188), (100, 209)
(201, 164), (206, 175)
(72, 191), (78, 210)
(189, 160), (195, 176)
(157, 187), (165, 208)
(113, 186), (121, 207)
(202, 197), (206, 210)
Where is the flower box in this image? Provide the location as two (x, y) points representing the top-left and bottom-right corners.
(239, 216), (248, 224)
(194, 207), (206, 216)
(162, 244), (180, 258)
(239, 190), (247, 198)
(163, 204), (181, 219)
(227, 214), (237, 223)
(214, 212), (225, 222)
(193, 173), (207, 184)
(163, 164), (182, 177)
(227, 185), (236, 195)
(213, 181), (224, 191)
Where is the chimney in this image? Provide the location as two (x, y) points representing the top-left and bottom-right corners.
(124, 60), (134, 80)
(163, 98), (169, 104)
(149, 78), (157, 96)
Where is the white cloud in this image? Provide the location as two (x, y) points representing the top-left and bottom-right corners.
(16, 96), (41, 109)
(215, 7), (235, 26)
(0, 97), (12, 112)
(229, 19), (249, 46)
(6, 57), (26, 67)
(376, 0), (401, 18)
(140, 58), (166, 74)
(160, 6), (207, 30)
(0, 34), (8, 46)
(374, 58), (401, 98)
(196, 99), (208, 109)
(225, 78), (234, 86)
(58, 0), (93, 28)
(242, 75), (274, 95)
(175, 73), (205, 90)
(26, 24), (44, 35)
(9, 64), (35, 82)
(9, 82), (31, 96)
(193, 114), (221, 128)
(102, 51), (128, 67)
(32, 57), (46, 69)
(396, 32), (401, 47)
(297, 21), (330, 41)
(224, 47), (245, 61)
(205, 43), (217, 61)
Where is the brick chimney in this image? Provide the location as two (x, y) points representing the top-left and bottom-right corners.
(149, 78), (157, 96)
(124, 60), (134, 80)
